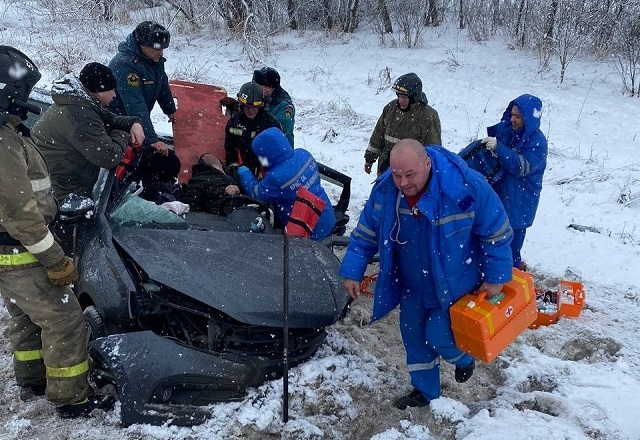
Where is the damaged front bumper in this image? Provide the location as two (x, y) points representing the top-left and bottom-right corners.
(91, 331), (284, 427)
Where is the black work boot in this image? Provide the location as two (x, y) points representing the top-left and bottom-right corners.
(19, 384), (46, 401)
(57, 395), (116, 419)
(394, 388), (430, 410)
(455, 359), (475, 383)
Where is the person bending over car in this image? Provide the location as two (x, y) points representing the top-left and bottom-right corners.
(237, 127), (335, 240)
(183, 153), (241, 214)
(0, 46), (115, 418)
(32, 62), (144, 201)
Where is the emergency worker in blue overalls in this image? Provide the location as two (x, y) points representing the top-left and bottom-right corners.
(340, 139), (513, 409)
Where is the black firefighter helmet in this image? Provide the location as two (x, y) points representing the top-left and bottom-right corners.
(134, 21), (171, 50)
(237, 81), (264, 107)
(0, 45), (42, 121)
(391, 72), (422, 104)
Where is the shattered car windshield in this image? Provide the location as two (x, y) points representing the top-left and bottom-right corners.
(109, 191), (188, 230)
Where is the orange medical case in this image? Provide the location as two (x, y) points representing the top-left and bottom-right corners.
(450, 268), (537, 363)
(529, 279), (585, 328)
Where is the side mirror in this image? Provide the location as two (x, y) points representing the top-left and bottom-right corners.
(59, 193), (95, 222)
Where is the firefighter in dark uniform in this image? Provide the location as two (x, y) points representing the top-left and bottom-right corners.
(0, 46), (114, 418)
(224, 81), (282, 178)
(364, 72), (442, 176)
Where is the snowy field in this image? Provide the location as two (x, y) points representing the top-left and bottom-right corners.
(1, 7), (639, 440)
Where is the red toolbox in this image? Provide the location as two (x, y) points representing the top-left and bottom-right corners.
(450, 268), (537, 363)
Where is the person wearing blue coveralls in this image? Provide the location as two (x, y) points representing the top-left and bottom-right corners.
(480, 94), (547, 269)
(340, 139), (513, 409)
(237, 127), (336, 241)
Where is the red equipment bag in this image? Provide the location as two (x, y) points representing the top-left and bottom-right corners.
(285, 186), (326, 238)
(115, 145), (141, 181)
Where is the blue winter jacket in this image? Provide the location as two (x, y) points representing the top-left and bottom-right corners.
(108, 33), (176, 145)
(487, 94), (547, 229)
(339, 145), (513, 323)
(238, 127), (336, 240)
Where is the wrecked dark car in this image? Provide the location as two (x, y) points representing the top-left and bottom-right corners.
(25, 84), (352, 427)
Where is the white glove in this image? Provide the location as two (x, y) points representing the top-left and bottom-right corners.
(160, 201), (190, 215)
(481, 137), (497, 151)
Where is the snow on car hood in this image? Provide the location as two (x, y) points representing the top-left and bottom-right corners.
(112, 227), (347, 328)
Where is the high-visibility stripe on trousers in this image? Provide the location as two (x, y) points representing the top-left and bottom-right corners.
(399, 288), (474, 400)
(0, 265), (92, 405)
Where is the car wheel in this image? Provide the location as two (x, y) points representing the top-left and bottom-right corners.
(83, 305), (106, 341)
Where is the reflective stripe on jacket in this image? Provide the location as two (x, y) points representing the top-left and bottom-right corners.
(239, 127), (336, 241)
(365, 99), (442, 168)
(0, 117), (64, 270)
(340, 145), (513, 322)
(488, 94), (548, 229)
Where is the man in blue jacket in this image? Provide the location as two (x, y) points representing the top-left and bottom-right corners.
(109, 21), (176, 156)
(237, 127), (335, 240)
(340, 139), (513, 409)
(481, 94), (547, 268)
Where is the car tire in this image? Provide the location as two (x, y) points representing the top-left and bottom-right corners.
(83, 305), (106, 341)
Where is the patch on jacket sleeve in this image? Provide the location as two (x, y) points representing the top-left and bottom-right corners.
(127, 73), (140, 87)
(285, 105), (294, 119)
(458, 194), (475, 211)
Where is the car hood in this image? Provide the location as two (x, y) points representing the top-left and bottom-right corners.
(112, 227), (347, 328)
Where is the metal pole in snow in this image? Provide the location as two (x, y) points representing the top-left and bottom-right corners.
(282, 234), (290, 423)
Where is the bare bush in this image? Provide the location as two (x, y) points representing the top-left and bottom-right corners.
(387, 0), (428, 48)
(462, 0), (501, 42)
(366, 66), (392, 93)
(612, 14), (640, 97)
(551, 0), (597, 83)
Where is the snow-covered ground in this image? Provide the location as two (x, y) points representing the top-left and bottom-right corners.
(1, 8), (639, 440)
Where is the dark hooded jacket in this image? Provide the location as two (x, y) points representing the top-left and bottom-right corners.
(238, 127), (335, 240)
(31, 74), (140, 200)
(108, 32), (176, 145)
(487, 94), (547, 229)
(183, 158), (238, 214)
